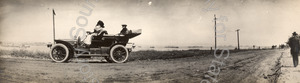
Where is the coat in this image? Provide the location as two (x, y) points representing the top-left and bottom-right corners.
(288, 36), (300, 54)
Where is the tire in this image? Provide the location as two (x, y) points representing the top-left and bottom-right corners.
(50, 44), (71, 63)
(108, 45), (129, 63)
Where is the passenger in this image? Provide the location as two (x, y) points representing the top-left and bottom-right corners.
(119, 24), (128, 35)
(83, 20), (107, 46)
(287, 32), (300, 67)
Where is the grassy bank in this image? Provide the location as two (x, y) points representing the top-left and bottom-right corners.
(0, 49), (49, 59)
(0, 49), (266, 61)
(128, 49), (262, 61)
(128, 50), (212, 61)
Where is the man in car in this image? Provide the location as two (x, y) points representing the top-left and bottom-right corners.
(119, 24), (128, 35)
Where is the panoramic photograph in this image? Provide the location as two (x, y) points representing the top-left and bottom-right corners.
(0, 0), (300, 83)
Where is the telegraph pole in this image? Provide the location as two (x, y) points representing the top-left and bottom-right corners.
(236, 29), (240, 50)
(52, 9), (56, 43)
(214, 14), (217, 50)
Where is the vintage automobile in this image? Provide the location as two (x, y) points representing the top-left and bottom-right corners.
(47, 29), (141, 63)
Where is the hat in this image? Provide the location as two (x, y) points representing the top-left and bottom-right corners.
(122, 24), (127, 27)
(96, 20), (105, 28)
(293, 32), (298, 36)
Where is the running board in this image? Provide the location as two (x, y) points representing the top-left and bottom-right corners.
(75, 54), (109, 57)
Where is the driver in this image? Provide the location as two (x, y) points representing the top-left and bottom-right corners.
(83, 20), (107, 46)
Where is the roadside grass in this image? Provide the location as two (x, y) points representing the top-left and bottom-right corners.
(0, 49), (264, 61)
(0, 49), (11, 55)
(0, 49), (49, 59)
(128, 50), (213, 61)
(128, 49), (265, 61)
(0, 49), (214, 60)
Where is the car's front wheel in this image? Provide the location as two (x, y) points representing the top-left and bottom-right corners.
(50, 44), (71, 63)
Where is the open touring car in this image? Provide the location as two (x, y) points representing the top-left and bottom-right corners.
(47, 29), (141, 63)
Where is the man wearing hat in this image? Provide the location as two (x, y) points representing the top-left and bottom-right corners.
(287, 32), (300, 67)
(119, 24), (128, 35)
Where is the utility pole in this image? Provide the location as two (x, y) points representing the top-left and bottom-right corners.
(214, 14), (217, 50)
(236, 29), (240, 50)
(52, 9), (56, 43)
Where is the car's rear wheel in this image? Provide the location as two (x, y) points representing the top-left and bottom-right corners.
(50, 44), (71, 63)
(108, 45), (129, 63)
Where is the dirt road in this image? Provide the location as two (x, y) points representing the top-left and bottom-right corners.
(0, 49), (289, 83)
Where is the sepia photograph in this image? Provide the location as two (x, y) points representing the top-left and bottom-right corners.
(0, 0), (300, 83)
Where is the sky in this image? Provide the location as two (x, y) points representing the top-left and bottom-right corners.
(0, 0), (300, 47)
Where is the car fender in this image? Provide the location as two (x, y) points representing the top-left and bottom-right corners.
(54, 40), (75, 57)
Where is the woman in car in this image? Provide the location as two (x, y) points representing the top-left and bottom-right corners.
(83, 20), (107, 46)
